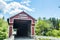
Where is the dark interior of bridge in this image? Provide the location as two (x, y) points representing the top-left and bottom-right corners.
(13, 19), (31, 37)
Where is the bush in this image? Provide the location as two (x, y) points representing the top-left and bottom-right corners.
(0, 19), (8, 40)
(46, 29), (59, 37)
(39, 38), (50, 40)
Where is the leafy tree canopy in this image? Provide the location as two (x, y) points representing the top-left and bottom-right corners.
(35, 17), (60, 37)
(0, 18), (8, 40)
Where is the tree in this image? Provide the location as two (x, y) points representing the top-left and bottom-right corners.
(56, 19), (59, 30)
(0, 18), (8, 40)
(35, 17), (53, 36)
(46, 29), (59, 37)
(35, 17), (41, 35)
(50, 18), (60, 30)
(35, 17), (60, 37)
(43, 17), (46, 20)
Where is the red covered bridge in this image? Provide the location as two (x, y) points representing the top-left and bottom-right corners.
(7, 11), (36, 38)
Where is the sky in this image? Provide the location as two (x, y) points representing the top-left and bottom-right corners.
(0, 0), (60, 20)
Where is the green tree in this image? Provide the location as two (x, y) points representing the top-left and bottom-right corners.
(35, 17), (41, 35)
(0, 18), (8, 40)
(46, 29), (59, 37)
(35, 17), (60, 37)
(35, 17), (53, 36)
(51, 18), (60, 30)
(56, 19), (59, 30)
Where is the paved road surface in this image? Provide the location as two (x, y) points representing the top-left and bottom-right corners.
(6, 36), (35, 40)
(14, 37), (35, 40)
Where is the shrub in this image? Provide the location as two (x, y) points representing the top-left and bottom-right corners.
(0, 19), (8, 40)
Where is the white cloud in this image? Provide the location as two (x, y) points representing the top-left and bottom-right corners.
(3, 0), (13, 2)
(0, 0), (7, 10)
(4, 2), (33, 14)
(21, 0), (31, 6)
(0, 0), (33, 15)
(10, 9), (23, 15)
(0, 14), (3, 18)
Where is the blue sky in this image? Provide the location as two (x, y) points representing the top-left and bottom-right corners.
(31, 0), (60, 19)
(0, 0), (60, 20)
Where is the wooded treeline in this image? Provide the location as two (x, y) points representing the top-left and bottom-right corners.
(35, 17), (60, 37)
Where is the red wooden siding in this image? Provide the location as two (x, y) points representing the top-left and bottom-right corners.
(32, 24), (35, 26)
(9, 27), (12, 37)
(32, 27), (34, 35)
(8, 11), (36, 37)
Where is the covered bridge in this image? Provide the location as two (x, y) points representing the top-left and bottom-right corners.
(7, 11), (36, 38)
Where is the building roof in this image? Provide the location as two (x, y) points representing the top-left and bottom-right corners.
(8, 11), (36, 21)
